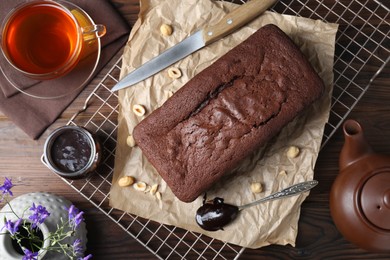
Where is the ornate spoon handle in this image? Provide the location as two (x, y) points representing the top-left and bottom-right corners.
(238, 180), (318, 210)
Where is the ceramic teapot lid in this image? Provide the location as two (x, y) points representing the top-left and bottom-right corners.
(360, 170), (390, 230)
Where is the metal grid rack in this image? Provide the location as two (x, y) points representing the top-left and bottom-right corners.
(63, 0), (389, 259)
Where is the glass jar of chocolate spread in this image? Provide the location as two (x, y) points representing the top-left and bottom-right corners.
(43, 125), (102, 179)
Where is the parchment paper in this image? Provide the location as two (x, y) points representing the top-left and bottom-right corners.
(109, 0), (338, 248)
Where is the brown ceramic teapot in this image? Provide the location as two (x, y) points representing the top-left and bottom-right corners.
(330, 119), (390, 252)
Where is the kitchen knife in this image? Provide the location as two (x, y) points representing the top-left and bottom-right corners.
(111, 0), (278, 92)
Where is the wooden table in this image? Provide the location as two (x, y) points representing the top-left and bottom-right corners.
(0, 0), (389, 259)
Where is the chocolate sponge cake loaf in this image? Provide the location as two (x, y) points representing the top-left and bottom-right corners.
(133, 24), (324, 202)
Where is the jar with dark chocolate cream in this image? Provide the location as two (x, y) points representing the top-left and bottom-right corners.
(43, 125), (102, 179)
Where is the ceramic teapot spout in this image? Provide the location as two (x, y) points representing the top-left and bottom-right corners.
(339, 119), (374, 171)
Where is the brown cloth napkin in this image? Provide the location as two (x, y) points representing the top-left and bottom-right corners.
(0, 0), (130, 139)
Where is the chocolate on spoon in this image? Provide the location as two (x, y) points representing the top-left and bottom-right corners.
(195, 180), (318, 231)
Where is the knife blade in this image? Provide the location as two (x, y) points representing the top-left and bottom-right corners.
(112, 0), (278, 92)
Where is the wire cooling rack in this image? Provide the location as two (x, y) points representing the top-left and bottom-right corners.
(63, 0), (390, 259)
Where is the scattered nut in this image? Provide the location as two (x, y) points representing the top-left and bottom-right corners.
(118, 176), (135, 187)
(129, 179), (162, 200)
(167, 68), (182, 79)
(132, 104), (146, 117)
(160, 24), (173, 36)
(144, 185), (151, 193)
(250, 182), (263, 194)
(150, 184), (159, 195)
(126, 135), (136, 147)
(279, 170), (287, 176)
(287, 146), (300, 159)
(155, 191), (162, 200)
(133, 181), (147, 191)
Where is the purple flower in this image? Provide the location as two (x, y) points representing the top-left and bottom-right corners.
(3, 218), (22, 235)
(72, 238), (83, 255)
(67, 205), (84, 229)
(28, 203), (50, 228)
(22, 249), (38, 260)
(78, 254), (92, 260)
(0, 177), (14, 199)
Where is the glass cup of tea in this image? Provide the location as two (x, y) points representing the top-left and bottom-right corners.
(0, 0), (106, 80)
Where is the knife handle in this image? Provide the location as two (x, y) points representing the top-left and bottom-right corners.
(202, 0), (278, 45)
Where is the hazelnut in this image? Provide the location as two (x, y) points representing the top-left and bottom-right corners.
(250, 182), (263, 194)
(126, 135), (136, 147)
(144, 185), (151, 193)
(118, 176), (135, 187)
(132, 104), (146, 117)
(155, 191), (162, 201)
(150, 184), (159, 195)
(287, 146), (300, 159)
(167, 68), (182, 79)
(160, 24), (173, 36)
(133, 181), (147, 191)
(279, 170), (287, 176)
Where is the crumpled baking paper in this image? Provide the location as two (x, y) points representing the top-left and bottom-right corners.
(109, 0), (338, 248)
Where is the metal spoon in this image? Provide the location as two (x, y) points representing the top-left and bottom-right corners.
(195, 180), (318, 231)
